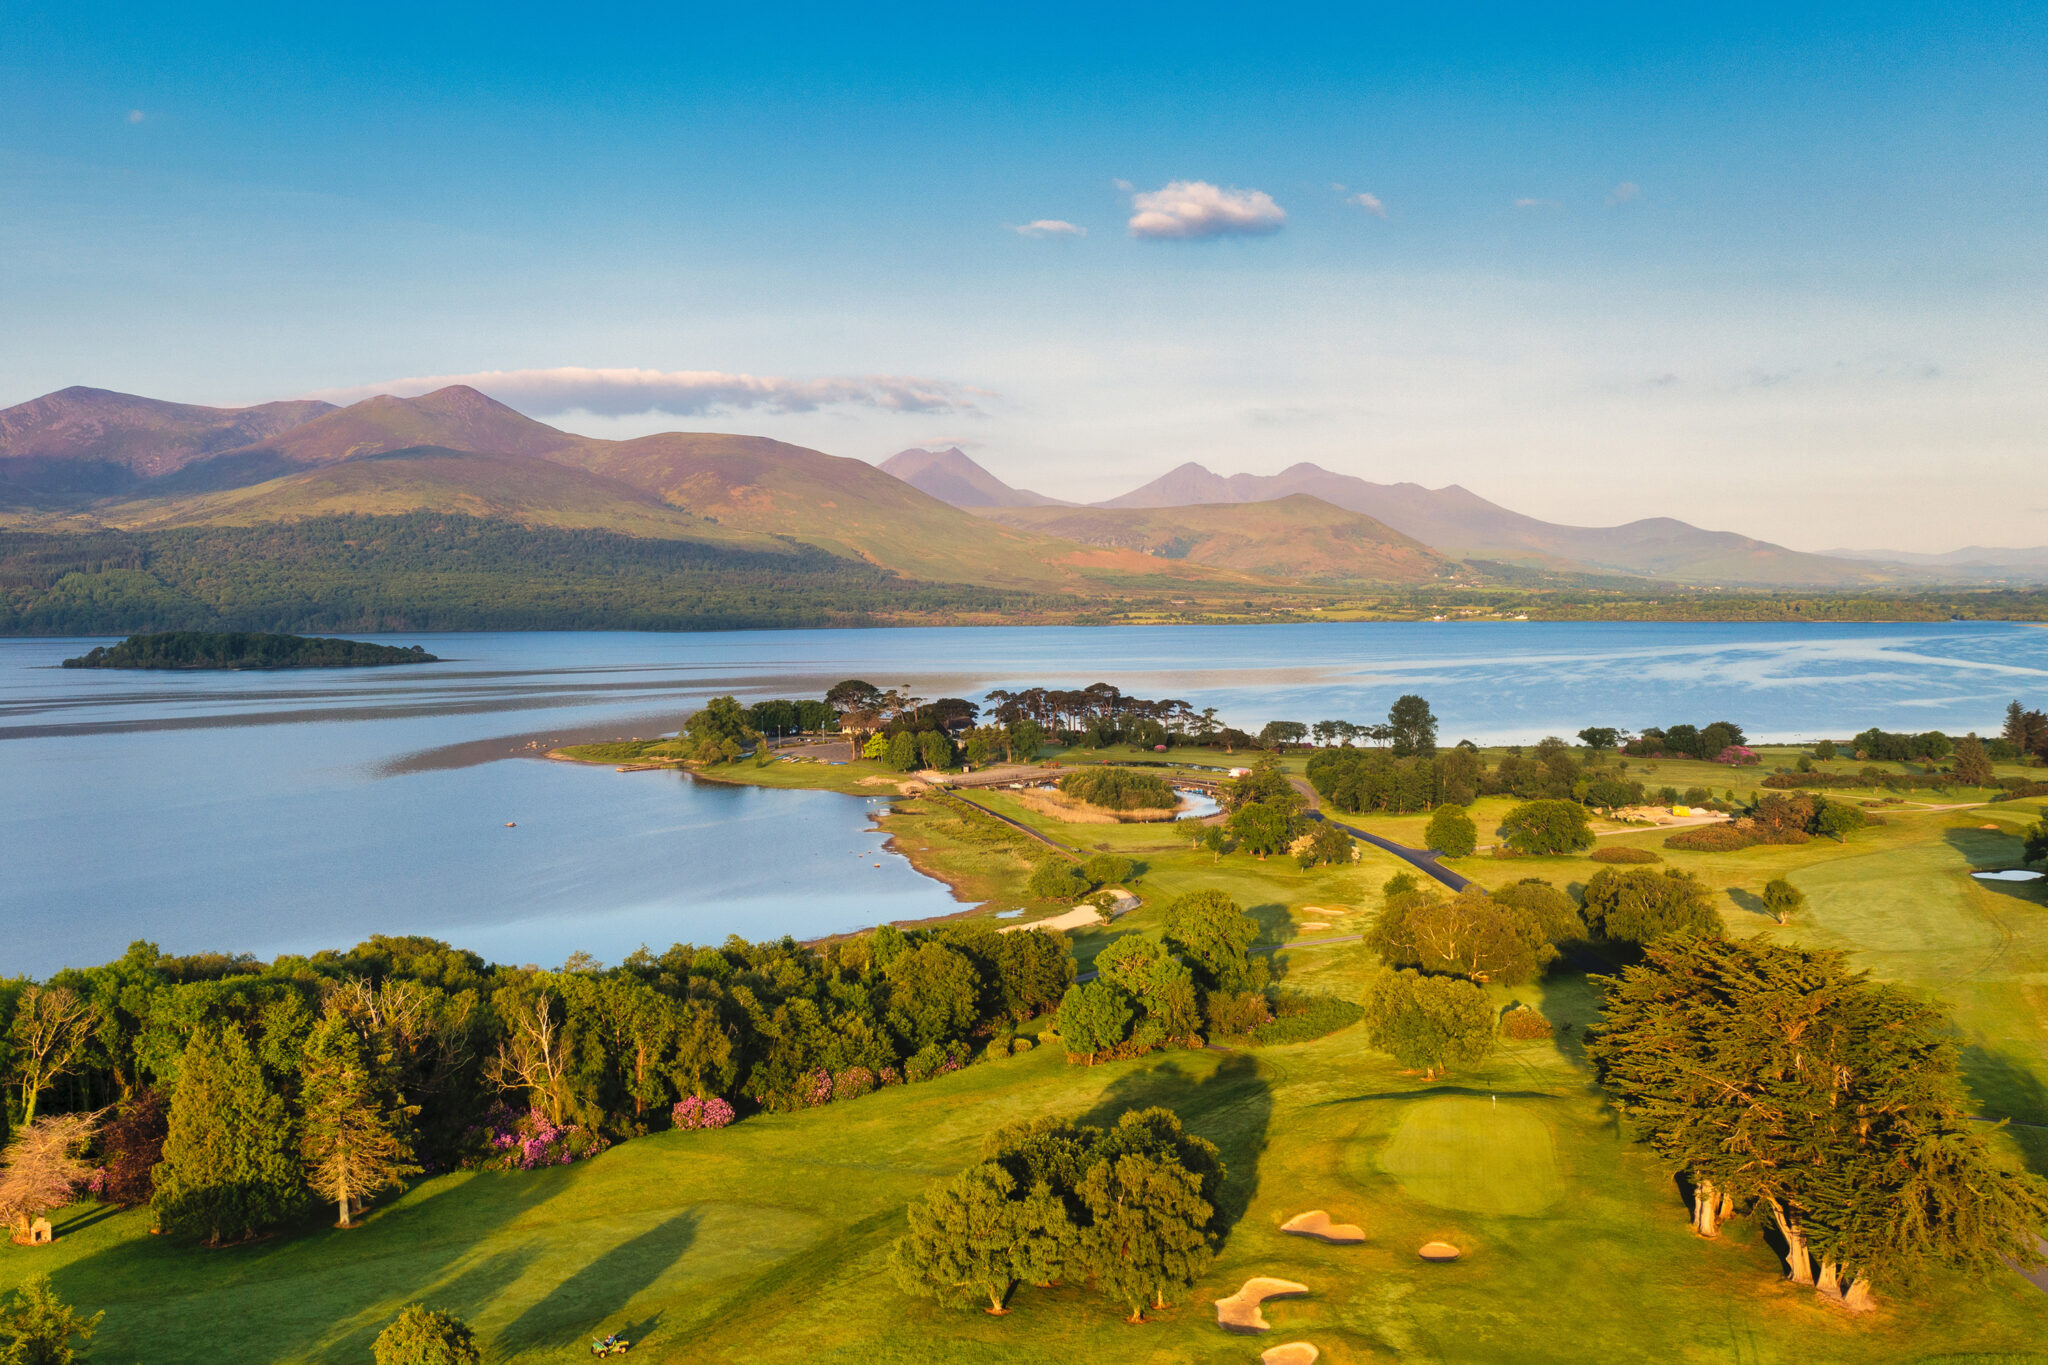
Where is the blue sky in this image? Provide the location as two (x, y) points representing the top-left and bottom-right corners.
(3, 2), (2042, 551)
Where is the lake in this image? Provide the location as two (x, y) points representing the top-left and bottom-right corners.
(5, 620), (2044, 976)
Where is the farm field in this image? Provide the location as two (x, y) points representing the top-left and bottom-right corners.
(5, 757), (2045, 1363)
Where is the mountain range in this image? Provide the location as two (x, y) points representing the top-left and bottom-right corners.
(4, 384), (2041, 601)
(889, 448), (1938, 588)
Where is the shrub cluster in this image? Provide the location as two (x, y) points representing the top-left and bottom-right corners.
(1057, 767), (1178, 811)
(1247, 992), (1366, 1046)
(1500, 1007), (1555, 1040)
(1590, 846), (1661, 864)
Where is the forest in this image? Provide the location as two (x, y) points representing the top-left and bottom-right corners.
(0, 515), (1053, 635)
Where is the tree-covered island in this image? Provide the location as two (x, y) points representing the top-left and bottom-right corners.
(61, 631), (439, 670)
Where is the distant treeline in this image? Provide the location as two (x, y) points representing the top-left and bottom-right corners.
(0, 514), (1060, 635)
(62, 631), (437, 670)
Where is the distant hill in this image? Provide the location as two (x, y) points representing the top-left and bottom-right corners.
(3, 385), (1244, 595)
(878, 447), (1068, 507)
(0, 387), (337, 499)
(1099, 460), (1903, 587)
(1825, 544), (2048, 582)
(980, 495), (1453, 583)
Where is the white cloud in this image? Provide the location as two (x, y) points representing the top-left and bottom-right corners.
(1514, 197), (1559, 209)
(1346, 191), (1387, 219)
(125, 109), (145, 124)
(1127, 181), (1286, 240)
(307, 367), (986, 417)
(1607, 181), (1642, 206)
(1011, 219), (1086, 238)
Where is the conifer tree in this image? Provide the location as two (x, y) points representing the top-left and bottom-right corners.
(0, 1274), (101, 1365)
(299, 1013), (421, 1228)
(151, 1024), (307, 1244)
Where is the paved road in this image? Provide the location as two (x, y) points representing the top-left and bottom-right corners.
(1318, 815), (1472, 892)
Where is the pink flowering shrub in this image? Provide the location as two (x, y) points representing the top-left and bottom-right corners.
(464, 1103), (609, 1171)
(670, 1095), (736, 1131)
(831, 1067), (876, 1102)
(1714, 745), (1760, 766)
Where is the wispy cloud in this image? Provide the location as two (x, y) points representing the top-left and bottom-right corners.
(308, 367), (986, 417)
(1513, 197), (1559, 210)
(125, 109), (146, 125)
(1127, 181), (1286, 240)
(1346, 191), (1387, 219)
(1607, 181), (1641, 206)
(1011, 219), (1085, 237)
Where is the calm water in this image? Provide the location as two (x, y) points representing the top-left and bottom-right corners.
(5, 621), (2044, 976)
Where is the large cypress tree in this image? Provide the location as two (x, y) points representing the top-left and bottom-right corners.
(1591, 937), (2048, 1306)
(299, 1013), (420, 1229)
(151, 1024), (307, 1244)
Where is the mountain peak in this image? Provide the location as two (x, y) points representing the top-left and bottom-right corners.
(878, 446), (1067, 508)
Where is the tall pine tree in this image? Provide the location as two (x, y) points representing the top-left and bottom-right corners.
(299, 1013), (420, 1229)
(151, 1024), (306, 1244)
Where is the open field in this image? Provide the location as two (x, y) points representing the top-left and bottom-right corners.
(9, 741), (2047, 1362)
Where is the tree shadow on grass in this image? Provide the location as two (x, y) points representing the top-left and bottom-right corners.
(1077, 1051), (1272, 1237)
(1726, 887), (1770, 920)
(51, 1203), (123, 1238)
(496, 1208), (702, 1353)
(1962, 1044), (2048, 1178)
(49, 1166), (562, 1365)
(1316, 1084), (1566, 1108)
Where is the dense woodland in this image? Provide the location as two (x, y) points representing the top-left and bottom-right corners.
(5, 514), (2048, 634)
(0, 515), (1051, 634)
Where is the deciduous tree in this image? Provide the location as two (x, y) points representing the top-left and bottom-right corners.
(1581, 867), (1720, 946)
(1387, 694), (1438, 757)
(0, 1112), (99, 1245)
(1762, 879), (1805, 925)
(7, 987), (98, 1128)
(1424, 804), (1477, 857)
(1363, 970), (1493, 1078)
(1499, 799), (1594, 855)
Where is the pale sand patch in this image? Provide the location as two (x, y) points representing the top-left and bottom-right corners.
(1263, 1345), (1320, 1365)
(1280, 1210), (1364, 1244)
(1213, 1277), (1309, 1333)
(998, 907), (1105, 935)
(1418, 1241), (1461, 1261)
(1298, 922), (1330, 931)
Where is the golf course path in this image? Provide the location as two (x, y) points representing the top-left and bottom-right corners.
(1320, 816), (1472, 892)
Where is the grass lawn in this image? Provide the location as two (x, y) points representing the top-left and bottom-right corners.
(17, 747), (2041, 1362)
(12, 921), (2047, 1364)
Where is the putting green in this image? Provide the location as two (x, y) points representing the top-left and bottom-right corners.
(1379, 1097), (1563, 1216)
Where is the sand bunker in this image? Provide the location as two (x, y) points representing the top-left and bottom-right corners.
(1418, 1241), (1461, 1261)
(1262, 1345), (1320, 1365)
(1214, 1277), (1309, 1333)
(1299, 922), (1330, 931)
(1974, 870), (2045, 882)
(998, 907), (1105, 935)
(1280, 1210), (1364, 1244)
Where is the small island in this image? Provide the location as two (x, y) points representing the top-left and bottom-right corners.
(62, 630), (440, 670)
